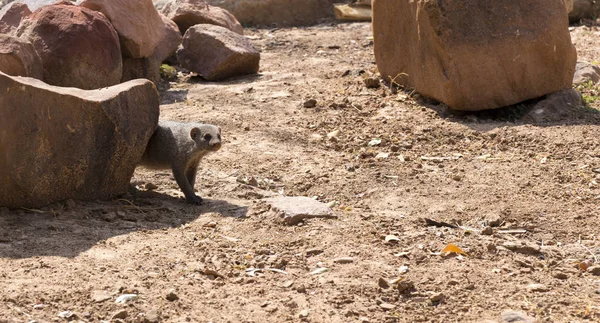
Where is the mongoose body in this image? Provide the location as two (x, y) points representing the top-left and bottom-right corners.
(139, 120), (222, 205)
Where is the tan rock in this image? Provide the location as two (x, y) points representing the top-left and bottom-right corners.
(0, 71), (159, 208)
(205, 0), (339, 27)
(373, 0), (577, 111)
(0, 34), (42, 78)
(121, 15), (182, 83)
(80, 0), (166, 58)
(177, 24), (259, 81)
(573, 61), (600, 85)
(16, 1), (122, 89)
(162, 0), (243, 34)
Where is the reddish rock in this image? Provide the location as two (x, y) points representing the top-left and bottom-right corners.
(79, 0), (166, 58)
(121, 15), (182, 83)
(162, 0), (243, 35)
(0, 34), (42, 78)
(177, 24), (259, 81)
(16, 2), (122, 89)
(0, 71), (159, 208)
(373, 0), (577, 111)
(0, 2), (31, 35)
(20, 0), (74, 11)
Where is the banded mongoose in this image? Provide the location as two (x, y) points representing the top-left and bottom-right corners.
(139, 120), (222, 205)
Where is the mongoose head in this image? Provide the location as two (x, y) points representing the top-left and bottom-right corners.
(190, 124), (222, 152)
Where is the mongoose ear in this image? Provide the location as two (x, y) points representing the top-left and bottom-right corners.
(190, 127), (200, 139)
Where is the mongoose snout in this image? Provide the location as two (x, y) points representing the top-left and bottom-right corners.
(138, 121), (223, 205)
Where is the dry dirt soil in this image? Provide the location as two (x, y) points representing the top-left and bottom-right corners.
(2, 21), (600, 323)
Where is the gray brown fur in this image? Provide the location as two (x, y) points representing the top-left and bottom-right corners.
(139, 120), (222, 205)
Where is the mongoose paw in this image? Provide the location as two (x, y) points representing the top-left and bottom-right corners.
(186, 195), (204, 205)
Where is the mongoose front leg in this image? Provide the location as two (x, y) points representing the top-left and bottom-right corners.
(186, 166), (198, 190)
(172, 167), (203, 205)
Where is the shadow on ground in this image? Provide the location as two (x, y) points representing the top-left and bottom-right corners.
(0, 192), (248, 259)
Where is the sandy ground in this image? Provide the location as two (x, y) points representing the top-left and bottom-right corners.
(1, 20), (600, 323)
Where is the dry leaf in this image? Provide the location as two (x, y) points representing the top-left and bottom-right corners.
(441, 243), (468, 256)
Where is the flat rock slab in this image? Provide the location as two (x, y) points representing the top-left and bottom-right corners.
(0, 71), (159, 208)
(263, 196), (336, 225)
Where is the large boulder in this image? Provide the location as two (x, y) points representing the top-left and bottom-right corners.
(0, 71), (159, 209)
(373, 0), (577, 111)
(79, 0), (166, 58)
(121, 15), (182, 83)
(162, 0), (243, 35)
(0, 34), (42, 78)
(16, 2), (122, 89)
(205, 0), (339, 27)
(570, 0), (600, 23)
(0, 2), (31, 34)
(177, 24), (259, 81)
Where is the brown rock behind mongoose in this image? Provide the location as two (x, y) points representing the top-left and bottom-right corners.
(139, 120), (222, 205)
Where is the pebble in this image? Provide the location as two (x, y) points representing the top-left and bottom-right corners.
(588, 265), (600, 276)
(115, 294), (137, 304)
(379, 303), (396, 311)
(327, 130), (340, 142)
(112, 309), (128, 320)
(526, 283), (549, 292)
(429, 292), (445, 303)
(364, 77), (381, 89)
(385, 235), (400, 243)
(283, 280), (294, 288)
(398, 265), (409, 274)
(303, 99), (317, 108)
(143, 309), (160, 323)
(482, 227), (493, 235)
(553, 272), (568, 280)
(502, 242), (541, 255)
(333, 257), (354, 264)
(298, 309), (310, 318)
(58, 311), (75, 319)
(91, 291), (112, 303)
(306, 248), (324, 256)
(378, 277), (390, 289)
(500, 310), (535, 323)
(166, 289), (179, 301)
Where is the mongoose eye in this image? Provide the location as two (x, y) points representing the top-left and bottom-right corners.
(203, 133), (212, 142)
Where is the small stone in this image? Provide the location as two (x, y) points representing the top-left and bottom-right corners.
(327, 130), (340, 142)
(554, 272), (568, 280)
(588, 266), (600, 276)
(303, 99), (317, 108)
(295, 285), (307, 293)
(166, 289), (179, 301)
(309, 134), (323, 142)
(364, 77), (381, 89)
(306, 248), (324, 256)
(91, 290), (112, 303)
(298, 309), (310, 318)
(378, 277), (390, 289)
(58, 311), (75, 319)
(390, 145), (400, 152)
(452, 174), (462, 181)
(144, 182), (158, 190)
(112, 309), (128, 320)
(398, 265), (409, 274)
(488, 215), (504, 227)
(385, 235), (400, 243)
(143, 309), (160, 323)
(527, 283), (549, 292)
(447, 279), (459, 286)
(333, 257), (354, 264)
(429, 292), (445, 303)
(482, 227), (493, 235)
(500, 310), (535, 323)
(502, 242), (541, 255)
(283, 280), (294, 288)
(379, 303), (396, 311)
(115, 294), (137, 304)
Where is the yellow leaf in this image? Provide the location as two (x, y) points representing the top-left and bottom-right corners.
(441, 243), (468, 256)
